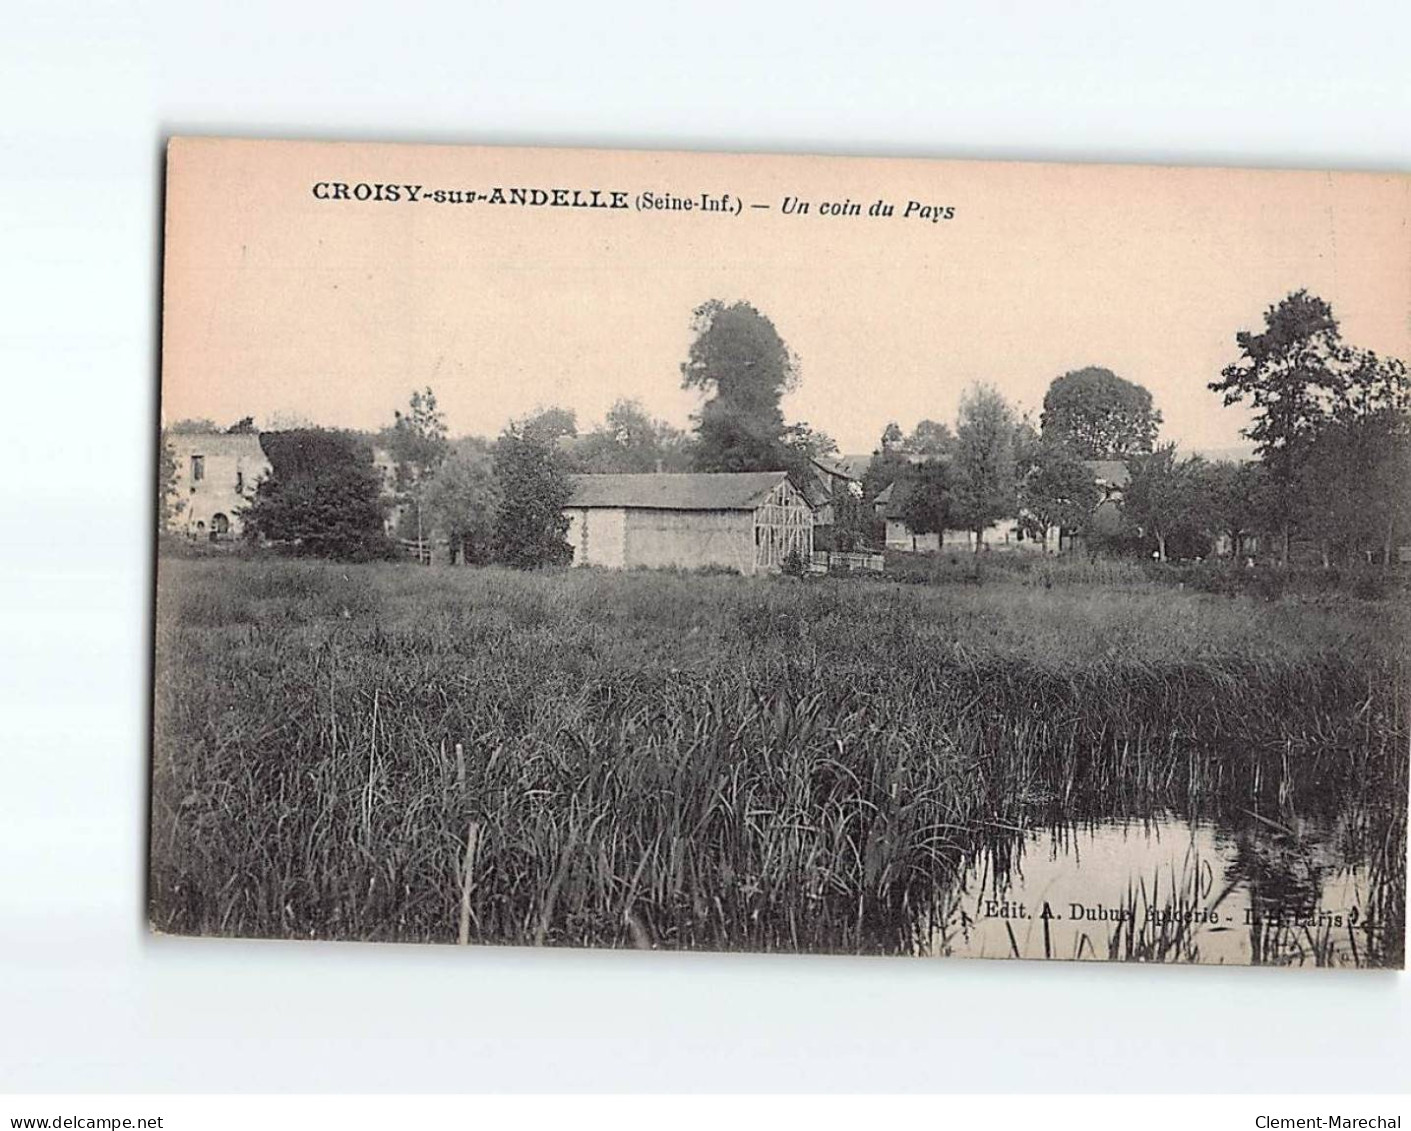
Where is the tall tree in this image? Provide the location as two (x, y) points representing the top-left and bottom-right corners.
(243, 430), (392, 560)
(879, 422), (905, 453)
(425, 437), (502, 564)
(1208, 290), (1349, 565)
(1041, 367), (1161, 459)
(492, 419), (573, 569)
(682, 300), (798, 473)
(384, 387), (450, 545)
(951, 383), (1018, 552)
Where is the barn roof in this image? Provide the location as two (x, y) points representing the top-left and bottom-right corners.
(810, 455), (859, 482)
(566, 471), (794, 511)
(876, 479), (916, 520)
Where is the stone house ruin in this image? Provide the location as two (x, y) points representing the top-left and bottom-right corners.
(166, 431), (270, 540)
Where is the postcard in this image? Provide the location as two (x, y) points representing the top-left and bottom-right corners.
(153, 136), (1409, 966)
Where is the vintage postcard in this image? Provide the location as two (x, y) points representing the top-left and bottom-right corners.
(153, 137), (1409, 967)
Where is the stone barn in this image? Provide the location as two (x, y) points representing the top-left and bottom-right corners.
(563, 471), (813, 575)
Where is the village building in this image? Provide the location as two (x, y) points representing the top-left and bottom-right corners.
(803, 456), (863, 526)
(563, 471), (813, 575)
(166, 431), (270, 540)
(876, 459), (1128, 555)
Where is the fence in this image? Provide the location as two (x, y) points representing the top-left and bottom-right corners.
(809, 550), (885, 575)
(398, 537), (432, 565)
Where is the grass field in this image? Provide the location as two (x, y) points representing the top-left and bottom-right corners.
(149, 556), (1408, 962)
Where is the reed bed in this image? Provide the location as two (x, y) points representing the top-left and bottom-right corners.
(149, 558), (1408, 962)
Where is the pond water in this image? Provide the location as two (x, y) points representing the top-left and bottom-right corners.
(924, 810), (1396, 966)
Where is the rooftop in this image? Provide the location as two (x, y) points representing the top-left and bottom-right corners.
(567, 471), (793, 511)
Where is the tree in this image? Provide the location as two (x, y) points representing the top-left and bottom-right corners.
(1122, 444), (1205, 562)
(1299, 409), (1411, 568)
(520, 405), (579, 446)
(951, 384), (1018, 552)
(225, 416), (258, 434)
(242, 430), (393, 560)
(1017, 440), (1100, 548)
(907, 419), (955, 457)
(157, 428), (184, 532)
(492, 419), (573, 569)
(682, 300), (798, 473)
(899, 459), (956, 539)
(1208, 290), (1349, 564)
(879, 422), (904, 453)
(1186, 460), (1250, 557)
(830, 484), (872, 552)
(383, 387), (449, 545)
(576, 399), (693, 474)
(862, 445), (913, 504)
(424, 438), (502, 564)
(1041, 367), (1162, 459)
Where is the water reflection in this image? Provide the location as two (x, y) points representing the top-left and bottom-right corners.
(925, 810), (1396, 966)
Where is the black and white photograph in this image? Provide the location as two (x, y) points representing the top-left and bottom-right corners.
(148, 137), (1409, 969)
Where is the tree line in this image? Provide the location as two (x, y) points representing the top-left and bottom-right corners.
(855, 291), (1409, 568)
(160, 290), (1409, 570)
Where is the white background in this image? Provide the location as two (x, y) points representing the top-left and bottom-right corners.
(2, 0), (1409, 1094)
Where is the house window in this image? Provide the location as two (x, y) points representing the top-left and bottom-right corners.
(191, 455), (205, 482)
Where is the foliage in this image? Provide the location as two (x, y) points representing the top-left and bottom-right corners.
(520, 405), (579, 446)
(1122, 444), (1205, 561)
(1298, 407), (1411, 566)
(682, 299), (799, 474)
(829, 484), (872, 552)
(906, 418), (955, 457)
(1208, 291), (1348, 562)
(492, 419), (574, 569)
(241, 429), (394, 561)
(861, 447), (914, 505)
(157, 428), (184, 532)
(380, 388), (449, 541)
(1210, 292), (1411, 566)
(1016, 440), (1100, 545)
(575, 399), (693, 474)
(898, 459), (955, 536)
(424, 437), (502, 564)
(1041, 367), (1162, 459)
(225, 416), (259, 434)
(951, 383), (1018, 546)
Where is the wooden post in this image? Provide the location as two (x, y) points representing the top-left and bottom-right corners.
(457, 821), (481, 945)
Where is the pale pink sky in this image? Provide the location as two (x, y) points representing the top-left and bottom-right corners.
(162, 139), (1410, 457)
